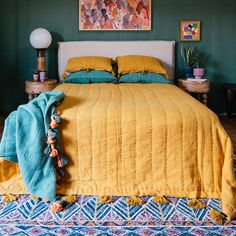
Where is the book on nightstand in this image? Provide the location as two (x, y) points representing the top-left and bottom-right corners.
(187, 78), (207, 82)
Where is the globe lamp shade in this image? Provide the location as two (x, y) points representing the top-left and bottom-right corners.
(30, 28), (52, 74)
(30, 28), (52, 49)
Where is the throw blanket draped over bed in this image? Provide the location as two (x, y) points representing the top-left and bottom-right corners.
(0, 83), (235, 220)
(0, 91), (64, 202)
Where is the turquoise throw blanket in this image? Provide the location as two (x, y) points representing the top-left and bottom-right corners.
(0, 91), (64, 202)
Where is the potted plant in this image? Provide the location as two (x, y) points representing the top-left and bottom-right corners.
(192, 50), (205, 79)
(180, 45), (196, 79)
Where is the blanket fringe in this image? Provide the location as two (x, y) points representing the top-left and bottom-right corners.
(98, 196), (113, 204)
(127, 196), (144, 205)
(34, 194), (229, 222)
(209, 208), (226, 224)
(2, 194), (18, 203)
(61, 195), (78, 204)
(187, 199), (206, 209)
(43, 111), (69, 202)
(153, 195), (170, 204)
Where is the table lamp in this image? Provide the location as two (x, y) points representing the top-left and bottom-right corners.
(30, 28), (52, 81)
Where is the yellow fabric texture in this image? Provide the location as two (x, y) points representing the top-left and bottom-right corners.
(116, 55), (169, 79)
(65, 56), (114, 74)
(0, 83), (235, 220)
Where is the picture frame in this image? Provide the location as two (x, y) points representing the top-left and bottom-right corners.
(180, 21), (201, 41)
(79, 0), (152, 31)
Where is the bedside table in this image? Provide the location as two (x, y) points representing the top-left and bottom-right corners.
(178, 79), (210, 106)
(25, 79), (57, 101)
(224, 83), (236, 118)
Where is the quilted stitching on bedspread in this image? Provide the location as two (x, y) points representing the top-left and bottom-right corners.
(0, 83), (235, 220)
(58, 83), (235, 220)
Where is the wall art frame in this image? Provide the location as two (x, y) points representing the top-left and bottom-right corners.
(180, 20), (201, 41)
(79, 0), (152, 31)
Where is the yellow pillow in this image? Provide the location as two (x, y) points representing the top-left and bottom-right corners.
(65, 56), (114, 74)
(116, 55), (168, 79)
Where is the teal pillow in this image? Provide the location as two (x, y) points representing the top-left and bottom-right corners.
(119, 72), (172, 84)
(63, 70), (117, 84)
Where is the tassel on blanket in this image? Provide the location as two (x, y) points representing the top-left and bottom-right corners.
(47, 130), (57, 145)
(44, 111), (69, 203)
(61, 195), (78, 204)
(127, 196), (144, 205)
(43, 110), (70, 208)
(57, 155), (68, 168)
(49, 147), (59, 158)
(56, 168), (65, 178)
(98, 196), (113, 204)
(2, 194), (18, 203)
(153, 195), (170, 204)
(56, 184), (61, 190)
(187, 199), (206, 209)
(43, 145), (51, 156)
(50, 112), (61, 129)
(48, 129), (57, 140)
(30, 195), (40, 201)
(55, 171), (62, 181)
(209, 208), (226, 224)
(50, 200), (67, 213)
(50, 196), (77, 213)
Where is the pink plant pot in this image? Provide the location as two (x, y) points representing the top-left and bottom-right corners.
(193, 68), (205, 79)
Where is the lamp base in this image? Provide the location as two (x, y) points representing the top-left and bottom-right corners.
(37, 49), (46, 72)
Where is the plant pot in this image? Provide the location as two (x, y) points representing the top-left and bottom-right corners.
(184, 67), (193, 79)
(193, 68), (205, 79)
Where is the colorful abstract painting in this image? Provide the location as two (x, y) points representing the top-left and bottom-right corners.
(79, 0), (151, 31)
(180, 21), (201, 41)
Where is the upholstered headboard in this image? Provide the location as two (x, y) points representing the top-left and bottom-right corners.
(58, 41), (175, 81)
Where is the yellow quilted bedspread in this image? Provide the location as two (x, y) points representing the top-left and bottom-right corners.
(0, 83), (235, 220)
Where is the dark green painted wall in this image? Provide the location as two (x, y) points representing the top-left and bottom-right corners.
(0, 0), (236, 114)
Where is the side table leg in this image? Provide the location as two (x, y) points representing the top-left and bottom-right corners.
(197, 93), (201, 101)
(28, 93), (33, 101)
(225, 89), (234, 118)
(34, 93), (40, 98)
(32, 93), (39, 99)
(202, 93), (208, 106)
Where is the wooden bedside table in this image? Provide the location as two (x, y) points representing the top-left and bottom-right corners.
(25, 79), (57, 101)
(224, 83), (236, 118)
(178, 79), (210, 106)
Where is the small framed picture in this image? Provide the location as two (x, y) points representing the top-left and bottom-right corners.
(180, 21), (201, 41)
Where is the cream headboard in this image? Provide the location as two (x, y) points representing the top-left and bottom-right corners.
(58, 41), (175, 81)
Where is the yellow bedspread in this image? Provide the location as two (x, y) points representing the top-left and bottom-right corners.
(0, 83), (235, 219)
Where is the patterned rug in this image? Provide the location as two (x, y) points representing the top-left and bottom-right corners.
(0, 194), (236, 236)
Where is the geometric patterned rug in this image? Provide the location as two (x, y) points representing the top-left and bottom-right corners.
(0, 195), (236, 236)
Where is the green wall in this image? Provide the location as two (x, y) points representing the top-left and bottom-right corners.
(0, 0), (236, 114)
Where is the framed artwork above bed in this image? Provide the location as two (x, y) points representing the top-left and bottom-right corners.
(79, 0), (152, 31)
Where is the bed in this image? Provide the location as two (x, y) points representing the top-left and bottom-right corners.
(0, 41), (235, 220)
